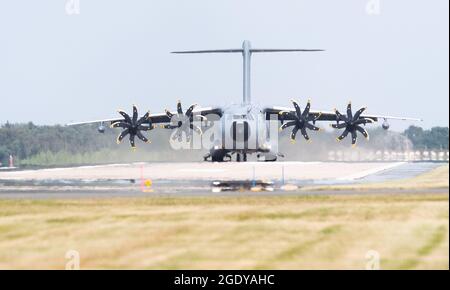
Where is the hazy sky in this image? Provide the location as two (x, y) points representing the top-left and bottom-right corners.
(0, 0), (448, 130)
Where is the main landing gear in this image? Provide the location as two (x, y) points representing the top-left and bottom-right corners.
(236, 153), (248, 162)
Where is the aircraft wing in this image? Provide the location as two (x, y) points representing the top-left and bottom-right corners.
(66, 106), (222, 127)
(66, 113), (170, 127)
(265, 106), (422, 122)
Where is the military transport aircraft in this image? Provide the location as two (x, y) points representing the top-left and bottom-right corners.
(68, 40), (421, 162)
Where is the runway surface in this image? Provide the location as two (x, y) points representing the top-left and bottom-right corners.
(0, 162), (445, 199)
(0, 161), (411, 182)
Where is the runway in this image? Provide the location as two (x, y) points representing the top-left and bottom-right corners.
(0, 161), (412, 182)
(0, 162), (444, 199)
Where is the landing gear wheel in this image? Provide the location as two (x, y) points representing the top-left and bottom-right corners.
(265, 157), (277, 162)
(236, 154), (241, 162)
(212, 156), (224, 162)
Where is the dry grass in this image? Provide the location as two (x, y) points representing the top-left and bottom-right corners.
(304, 164), (449, 191)
(0, 193), (448, 270)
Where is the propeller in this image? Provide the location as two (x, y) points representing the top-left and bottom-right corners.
(161, 100), (204, 142)
(331, 102), (374, 147)
(111, 105), (154, 149)
(279, 99), (322, 143)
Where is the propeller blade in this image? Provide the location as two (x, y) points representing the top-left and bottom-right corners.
(117, 129), (129, 144)
(136, 131), (150, 143)
(331, 123), (347, 129)
(118, 110), (132, 123)
(177, 101), (183, 115)
(353, 107), (367, 120)
(279, 111), (295, 125)
(305, 123), (321, 131)
(190, 124), (203, 135)
(185, 104), (197, 117)
(337, 129), (349, 141)
(353, 118), (374, 126)
(308, 112), (322, 122)
(302, 100), (311, 118)
(280, 121), (297, 131)
(355, 125), (369, 140)
(290, 126), (299, 141)
(335, 109), (347, 122)
(346, 102), (353, 120)
(165, 109), (174, 119)
(137, 111), (150, 126)
(300, 127), (310, 141)
(111, 122), (130, 129)
(130, 134), (136, 148)
(177, 130), (183, 142)
(132, 105), (139, 124)
(172, 129), (183, 141)
(351, 130), (358, 146)
(138, 124), (153, 131)
(291, 100), (302, 118)
(279, 111), (295, 119)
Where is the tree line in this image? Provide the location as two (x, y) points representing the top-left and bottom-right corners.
(404, 126), (449, 150)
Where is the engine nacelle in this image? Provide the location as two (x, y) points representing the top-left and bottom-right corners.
(382, 120), (390, 130)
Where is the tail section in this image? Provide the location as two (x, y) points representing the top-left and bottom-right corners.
(172, 40), (324, 105)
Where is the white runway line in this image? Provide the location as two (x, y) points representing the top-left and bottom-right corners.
(337, 162), (406, 181)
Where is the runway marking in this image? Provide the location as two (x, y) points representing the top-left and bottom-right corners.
(337, 162), (406, 181)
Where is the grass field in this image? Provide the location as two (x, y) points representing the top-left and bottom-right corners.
(0, 193), (448, 270)
(0, 164), (448, 270)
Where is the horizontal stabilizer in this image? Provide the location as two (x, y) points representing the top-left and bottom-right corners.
(172, 49), (243, 54)
(251, 49), (325, 53)
(172, 49), (324, 54)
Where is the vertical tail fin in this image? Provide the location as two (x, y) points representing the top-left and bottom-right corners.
(172, 41), (324, 105)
